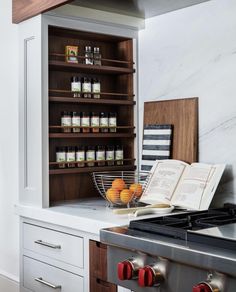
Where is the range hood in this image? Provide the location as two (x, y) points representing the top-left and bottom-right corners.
(71, 0), (210, 18)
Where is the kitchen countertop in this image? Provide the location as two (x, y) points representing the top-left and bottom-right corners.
(15, 198), (156, 236)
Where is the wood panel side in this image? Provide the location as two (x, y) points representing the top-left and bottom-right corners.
(12, 0), (71, 23)
(143, 98), (198, 164)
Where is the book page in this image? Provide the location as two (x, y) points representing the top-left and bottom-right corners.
(172, 163), (225, 210)
(140, 160), (188, 204)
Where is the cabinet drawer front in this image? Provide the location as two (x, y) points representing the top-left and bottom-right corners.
(23, 256), (83, 292)
(23, 223), (83, 268)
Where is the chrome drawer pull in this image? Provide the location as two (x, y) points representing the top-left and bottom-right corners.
(34, 240), (61, 249)
(35, 277), (61, 289)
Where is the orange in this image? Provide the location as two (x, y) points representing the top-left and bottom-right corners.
(120, 189), (133, 204)
(129, 183), (143, 198)
(106, 188), (120, 204)
(112, 178), (126, 191)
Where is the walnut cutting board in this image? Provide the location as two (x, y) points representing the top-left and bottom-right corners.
(143, 97), (198, 164)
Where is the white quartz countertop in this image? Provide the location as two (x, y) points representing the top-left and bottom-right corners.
(15, 198), (155, 236)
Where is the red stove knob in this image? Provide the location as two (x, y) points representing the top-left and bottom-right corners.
(193, 283), (212, 292)
(117, 261), (134, 280)
(138, 265), (164, 287)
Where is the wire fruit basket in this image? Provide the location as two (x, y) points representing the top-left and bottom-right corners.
(92, 171), (151, 208)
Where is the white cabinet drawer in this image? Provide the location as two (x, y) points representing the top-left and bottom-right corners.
(23, 256), (83, 292)
(23, 223), (83, 268)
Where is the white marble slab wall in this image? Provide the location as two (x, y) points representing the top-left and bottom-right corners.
(138, 0), (236, 206)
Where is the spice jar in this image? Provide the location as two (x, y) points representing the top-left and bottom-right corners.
(106, 145), (114, 166)
(92, 78), (101, 99)
(115, 145), (124, 165)
(71, 76), (81, 98)
(61, 111), (71, 133)
(109, 112), (117, 133)
(86, 146), (95, 167)
(96, 145), (105, 166)
(72, 112), (80, 133)
(93, 47), (102, 66)
(56, 146), (66, 169)
(81, 112), (90, 133)
(100, 112), (108, 133)
(66, 146), (76, 168)
(82, 77), (92, 98)
(84, 46), (93, 65)
(76, 146), (85, 168)
(91, 112), (100, 133)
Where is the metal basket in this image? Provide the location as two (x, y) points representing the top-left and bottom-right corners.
(92, 171), (151, 207)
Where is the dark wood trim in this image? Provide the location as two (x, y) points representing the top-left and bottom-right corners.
(12, 0), (71, 24)
(49, 164), (136, 175)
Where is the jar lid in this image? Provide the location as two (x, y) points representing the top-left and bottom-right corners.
(97, 145), (105, 150)
(109, 112), (117, 117)
(85, 46), (92, 51)
(56, 146), (66, 152)
(76, 145), (85, 151)
(92, 78), (100, 83)
(100, 112), (108, 117)
(67, 146), (75, 152)
(90, 112), (99, 116)
(87, 146), (95, 151)
(81, 112), (89, 116)
(61, 111), (70, 116)
(71, 76), (80, 82)
(107, 145), (114, 150)
(83, 77), (91, 82)
(72, 111), (80, 116)
(116, 145), (123, 150)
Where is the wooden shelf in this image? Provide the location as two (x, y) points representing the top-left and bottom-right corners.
(49, 132), (136, 138)
(50, 158), (135, 166)
(50, 53), (134, 65)
(50, 164), (136, 175)
(49, 164), (136, 175)
(49, 60), (135, 75)
(49, 96), (135, 106)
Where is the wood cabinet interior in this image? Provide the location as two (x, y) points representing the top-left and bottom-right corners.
(48, 26), (135, 205)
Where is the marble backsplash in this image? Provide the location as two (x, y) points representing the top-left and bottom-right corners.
(138, 0), (236, 206)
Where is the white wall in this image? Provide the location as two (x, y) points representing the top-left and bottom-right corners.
(0, 0), (19, 289)
(139, 0), (236, 206)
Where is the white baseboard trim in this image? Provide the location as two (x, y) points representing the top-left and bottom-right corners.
(0, 273), (19, 292)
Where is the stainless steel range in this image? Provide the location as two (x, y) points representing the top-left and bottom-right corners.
(100, 204), (236, 292)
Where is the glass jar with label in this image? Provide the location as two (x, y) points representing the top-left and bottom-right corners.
(92, 78), (101, 99)
(84, 46), (93, 65)
(61, 111), (71, 133)
(91, 112), (100, 133)
(86, 146), (95, 167)
(109, 112), (117, 133)
(93, 47), (102, 66)
(56, 146), (66, 168)
(96, 145), (105, 166)
(100, 112), (108, 133)
(72, 112), (80, 133)
(76, 146), (85, 168)
(71, 76), (81, 98)
(115, 145), (124, 165)
(66, 146), (76, 168)
(81, 112), (90, 133)
(82, 77), (92, 98)
(106, 145), (115, 166)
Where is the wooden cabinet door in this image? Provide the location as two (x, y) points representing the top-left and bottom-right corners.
(13, 0), (71, 23)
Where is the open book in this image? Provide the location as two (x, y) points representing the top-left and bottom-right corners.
(140, 160), (225, 210)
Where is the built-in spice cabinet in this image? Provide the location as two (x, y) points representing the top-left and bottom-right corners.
(48, 26), (136, 205)
(19, 14), (137, 208)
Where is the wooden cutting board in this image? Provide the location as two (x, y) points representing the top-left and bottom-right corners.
(143, 97), (198, 164)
